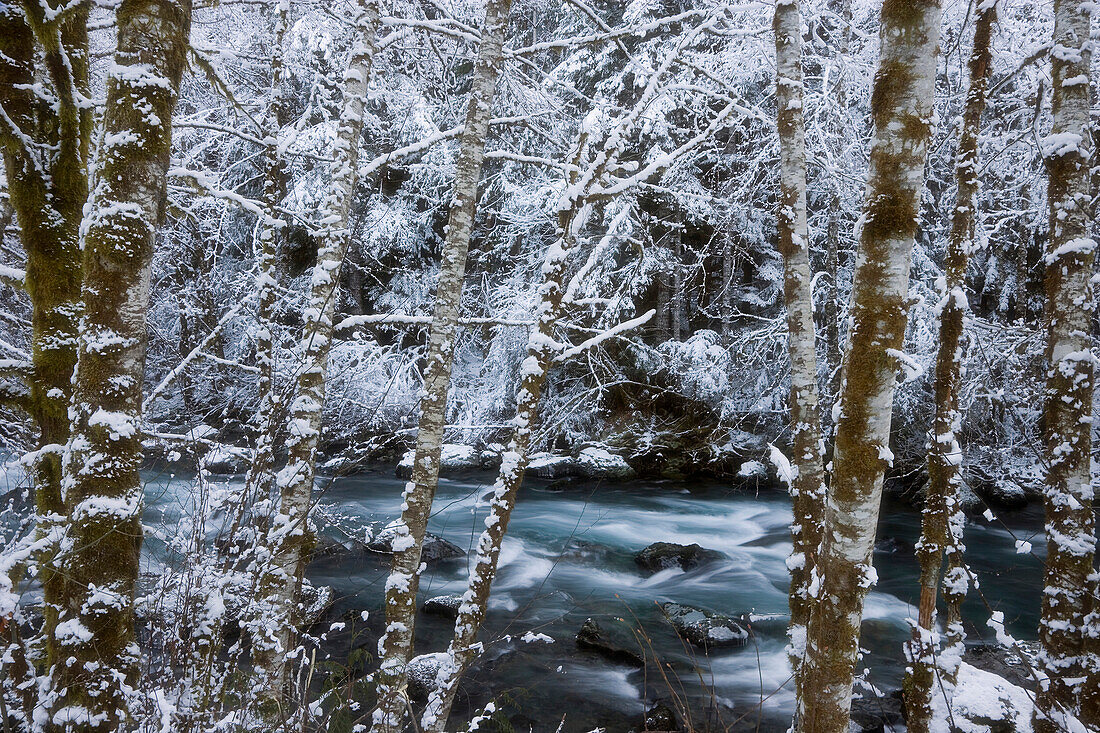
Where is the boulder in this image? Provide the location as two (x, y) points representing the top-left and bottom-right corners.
(527, 452), (579, 478)
(967, 465), (1029, 510)
(406, 652), (447, 699)
(575, 446), (635, 480)
(953, 661), (1034, 732)
(849, 690), (904, 733)
(963, 641), (1040, 691)
(396, 443), (482, 478)
(200, 444), (249, 475)
(366, 522), (466, 563)
(634, 542), (725, 573)
(423, 594), (463, 620)
(660, 602), (748, 649)
(575, 618), (645, 668)
(643, 702), (680, 732)
(737, 460), (767, 479)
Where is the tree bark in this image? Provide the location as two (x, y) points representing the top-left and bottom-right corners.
(905, 4), (994, 730)
(370, 1), (515, 729)
(773, 0), (827, 697)
(1035, 1), (1096, 730)
(47, 0), (192, 728)
(252, 0), (380, 710)
(796, 2), (941, 732)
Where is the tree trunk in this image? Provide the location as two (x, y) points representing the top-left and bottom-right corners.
(370, 1), (514, 729)
(670, 220), (684, 341)
(796, 2), (941, 732)
(773, 0), (827, 696)
(905, 4), (994, 730)
(720, 245), (734, 343)
(823, 0), (851, 411)
(418, 131), (596, 733)
(252, 0), (380, 710)
(1035, 0), (1096, 729)
(0, 1), (88, 720)
(239, 0), (290, 538)
(48, 0), (192, 728)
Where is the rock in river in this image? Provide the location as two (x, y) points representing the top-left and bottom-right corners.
(634, 542), (725, 573)
(660, 602), (748, 649)
(367, 522), (466, 563)
(574, 446), (636, 480)
(575, 618), (645, 668)
(396, 443), (482, 478)
(423, 594), (463, 620)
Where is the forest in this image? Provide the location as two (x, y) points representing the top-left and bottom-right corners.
(0, 0), (1096, 730)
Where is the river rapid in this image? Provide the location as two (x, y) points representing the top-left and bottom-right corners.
(141, 467), (1047, 732)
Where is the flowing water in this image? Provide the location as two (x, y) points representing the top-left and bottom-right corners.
(139, 467), (1047, 732)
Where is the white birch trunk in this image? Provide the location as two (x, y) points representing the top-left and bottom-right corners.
(796, 2), (941, 731)
(1035, 1), (1096, 729)
(773, 0), (827, 695)
(47, 0), (192, 727)
(369, 1), (515, 729)
(251, 0), (380, 708)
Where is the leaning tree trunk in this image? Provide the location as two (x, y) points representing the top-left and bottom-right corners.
(369, 1), (515, 729)
(773, 0), (827, 695)
(418, 149), (593, 733)
(905, 4), (994, 730)
(47, 0), (192, 728)
(796, 2), (942, 732)
(414, 21), (734, 723)
(251, 0), (380, 711)
(1035, 0), (1096, 730)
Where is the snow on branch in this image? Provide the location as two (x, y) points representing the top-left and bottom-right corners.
(0, 265), (26, 290)
(143, 292), (258, 411)
(553, 309), (655, 363)
(358, 115), (533, 179)
(168, 168), (284, 227)
(885, 348), (925, 384)
(334, 313), (535, 332)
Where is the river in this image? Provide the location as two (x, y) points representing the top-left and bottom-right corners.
(141, 467), (1047, 732)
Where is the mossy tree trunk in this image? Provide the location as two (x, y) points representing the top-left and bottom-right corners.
(905, 4), (995, 730)
(773, 0), (827, 696)
(48, 0), (192, 728)
(370, 0), (515, 729)
(252, 0), (380, 711)
(796, 2), (941, 732)
(0, 0), (89, 702)
(1035, 0), (1096, 730)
